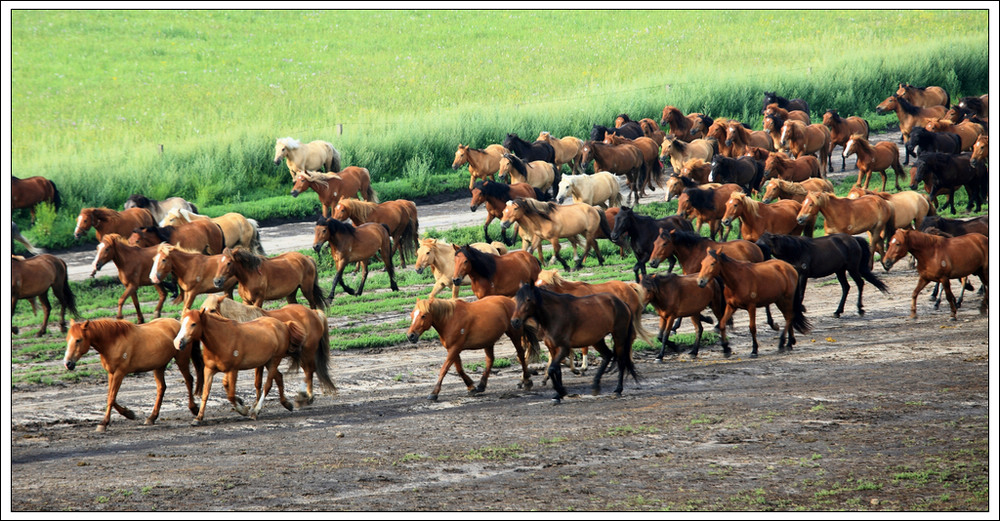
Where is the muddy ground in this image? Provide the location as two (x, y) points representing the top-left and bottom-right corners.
(8, 128), (993, 512)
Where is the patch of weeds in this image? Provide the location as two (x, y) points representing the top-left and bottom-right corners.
(95, 496), (109, 504)
(465, 444), (522, 461)
(810, 404), (826, 412)
(729, 487), (768, 508)
(904, 400), (926, 406)
(606, 424), (659, 437)
(690, 414), (722, 425)
(394, 453), (427, 465)
(140, 486), (154, 495)
(463, 357), (512, 372)
(539, 436), (568, 445)
(708, 463), (733, 478)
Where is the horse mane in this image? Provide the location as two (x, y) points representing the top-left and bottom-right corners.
(475, 180), (511, 201)
(203, 294), (266, 322)
(278, 137), (301, 149)
(157, 242), (200, 256)
(457, 245), (497, 280)
(668, 137), (689, 152)
(615, 113), (633, 124)
(125, 194), (153, 209)
(681, 157), (706, 171)
(774, 179), (807, 196)
(824, 110), (844, 124)
(959, 96), (985, 113)
(415, 298), (456, 320)
(81, 318), (136, 341)
(300, 170), (336, 187)
(226, 247), (265, 271)
(765, 113), (785, 130)
(731, 192), (760, 217)
(513, 197), (556, 219)
(136, 225), (173, 243)
(317, 216), (356, 236)
(103, 233), (132, 249)
(668, 229), (707, 248)
(535, 269), (565, 286)
(682, 187), (717, 211)
(806, 190), (831, 207)
(338, 198), (378, 221)
(892, 95), (923, 116)
(502, 154), (527, 177)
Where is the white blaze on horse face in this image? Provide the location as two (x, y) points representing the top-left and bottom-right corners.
(174, 316), (192, 348)
(410, 308), (422, 330)
(150, 253), (163, 283)
(780, 124), (790, 145)
(844, 138), (855, 158)
(75, 214), (85, 234)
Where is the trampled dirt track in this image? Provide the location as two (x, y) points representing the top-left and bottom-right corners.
(9, 128), (993, 512)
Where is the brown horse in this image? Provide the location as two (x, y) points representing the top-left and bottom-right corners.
(289, 167), (377, 217)
(726, 120), (773, 158)
(500, 198), (609, 271)
(200, 294), (336, 406)
(722, 192), (814, 242)
(498, 153), (559, 198)
(704, 118), (734, 157)
(451, 245), (541, 299)
(649, 228), (765, 274)
(312, 217), (398, 299)
(580, 140), (646, 205)
(640, 118), (667, 145)
(415, 238), (506, 299)
(779, 120), (832, 176)
(215, 248), (326, 309)
(159, 208), (265, 255)
(126, 221), (225, 255)
(678, 157), (713, 184)
(604, 133), (663, 191)
(883, 229), (987, 320)
(970, 135), (988, 168)
(896, 83), (950, 109)
(875, 94), (947, 159)
(676, 183), (743, 241)
(90, 234), (174, 322)
(847, 187), (933, 230)
(760, 178), (834, 204)
(697, 249), (810, 357)
(796, 191), (895, 268)
(406, 297), (537, 401)
(124, 194), (198, 225)
(764, 103), (810, 125)
(843, 133), (906, 191)
(74, 207), (155, 241)
(923, 118), (985, 152)
(640, 272), (726, 360)
(659, 106), (705, 142)
(174, 309), (306, 424)
(469, 179), (544, 244)
(763, 152), (821, 182)
(822, 110), (870, 171)
(12, 254), (79, 337)
(148, 244), (238, 313)
(332, 198), (419, 268)
(537, 132), (584, 175)
(12, 175), (60, 221)
(453, 143), (510, 189)
(64, 318), (202, 432)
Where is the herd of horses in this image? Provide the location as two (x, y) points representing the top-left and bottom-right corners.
(10, 84), (989, 431)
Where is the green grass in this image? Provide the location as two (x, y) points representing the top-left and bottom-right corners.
(11, 10), (989, 249)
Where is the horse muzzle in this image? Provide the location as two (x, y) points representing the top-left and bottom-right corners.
(696, 277), (709, 288)
(406, 332), (420, 344)
(470, 205), (478, 212)
(882, 257), (896, 272)
(290, 189), (300, 197)
(451, 277), (463, 286)
(649, 258), (661, 269)
(174, 338), (188, 351)
(313, 244), (323, 255)
(795, 216), (809, 225)
(274, 158), (282, 165)
(64, 359), (76, 371)
(556, 196), (566, 204)
(721, 218), (733, 227)
(212, 277), (226, 289)
(510, 317), (523, 330)
(500, 221), (511, 230)
(415, 266), (425, 275)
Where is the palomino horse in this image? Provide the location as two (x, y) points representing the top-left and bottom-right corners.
(822, 110), (870, 171)
(726, 121), (774, 159)
(763, 152), (821, 183)
(676, 183), (743, 241)
(12, 254), (79, 337)
(659, 106), (705, 142)
(537, 131), (584, 175)
(659, 135), (717, 172)
(415, 238), (506, 299)
(13, 175), (61, 221)
(406, 297), (538, 401)
(469, 179), (546, 244)
(90, 234), (176, 322)
(779, 120), (832, 177)
(580, 140), (646, 205)
(923, 118), (985, 152)
(149, 244), (238, 313)
(313, 217), (398, 299)
(174, 309), (306, 424)
(843, 134), (906, 191)
(555, 172), (622, 208)
(761, 91), (810, 115)
(332, 198), (419, 268)
(274, 137), (341, 177)
(74, 207), (155, 241)
(796, 191), (894, 269)
(875, 94), (946, 158)
(124, 194), (198, 224)
(610, 206), (694, 281)
(64, 318), (203, 432)
(160, 208), (265, 255)
(603, 133), (663, 192)
(846, 187), (933, 231)
(722, 192), (815, 242)
(895, 83), (950, 109)
(451, 245), (541, 299)
(289, 167), (377, 217)
(640, 272), (725, 360)
(510, 283), (638, 403)
(453, 143), (509, 189)
(216, 248), (326, 308)
(697, 249), (811, 357)
(500, 198), (609, 271)
(200, 295), (336, 406)
(760, 178), (835, 204)
(127, 222), (225, 255)
(883, 229), (987, 320)
(502, 133), (555, 164)
(756, 232), (889, 318)
(909, 152), (987, 214)
(498, 153), (559, 198)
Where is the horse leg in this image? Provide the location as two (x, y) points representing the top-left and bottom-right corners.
(847, 269), (866, 316)
(941, 279), (959, 321)
(473, 346), (494, 394)
(690, 315), (705, 358)
(97, 370), (128, 433)
(654, 316), (671, 362)
(831, 271), (850, 318)
(910, 277), (932, 319)
(717, 304), (733, 358)
(273, 365), (293, 411)
(548, 346), (571, 403)
(226, 369), (249, 416)
(153, 285), (167, 319)
(589, 340), (613, 397)
(145, 368), (167, 426)
(428, 349), (462, 401)
(193, 368), (217, 425)
(551, 239), (570, 272)
(253, 367), (264, 407)
(354, 262), (370, 297)
(579, 346), (589, 374)
(176, 351), (200, 416)
(329, 265), (348, 299)
(747, 305), (760, 357)
(36, 293), (52, 337)
(765, 304), (778, 331)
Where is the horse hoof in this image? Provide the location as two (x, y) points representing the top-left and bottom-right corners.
(688, 352), (699, 359)
(858, 309), (865, 316)
(551, 397), (562, 405)
(468, 388), (481, 396)
(654, 357), (664, 364)
(613, 391), (622, 398)
(188, 406), (200, 416)
(591, 388), (601, 396)
(427, 394), (438, 401)
(833, 312), (842, 318)
(282, 401), (294, 412)
(191, 419), (202, 427)
(95, 424), (107, 433)
(144, 418), (155, 426)
(234, 397), (245, 407)
(750, 353), (759, 359)
(522, 380), (533, 391)
(949, 316), (957, 322)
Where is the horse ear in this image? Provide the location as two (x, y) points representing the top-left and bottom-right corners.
(452, 244), (460, 252)
(81, 319), (90, 330)
(707, 248), (719, 260)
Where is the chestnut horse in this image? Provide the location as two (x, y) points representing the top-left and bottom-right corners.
(697, 249), (810, 358)
(704, 118), (734, 157)
(451, 245), (541, 299)
(127, 221), (225, 255)
(604, 133), (663, 191)
(722, 192), (814, 242)
(332, 198), (419, 268)
(649, 228), (765, 274)
(678, 157), (713, 184)
(923, 118), (985, 152)
(822, 110), (870, 171)
(760, 178), (834, 204)
(415, 238), (506, 299)
(843, 134), (906, 191)
(13, 175), (61, 221)
(274, 137), (341, 177)
(883, 229), (987, 320)
(640, 272), (725, 360)
(796, 191), (894, 268)
(779, 120), (832, 177)
(90, 234), (176, 322)
(74, 207), (155, 241)
(676, 183), (743, 241)
(510, 283), (638, 403)
(580, 140), (646, 205)
(659, 106), (704, 142)
(875, 94), (946, 158)
(763, 152), (821, 183)
(500, 198), (609, 271)
(406, 297), (537, 401)
(64, 318), (203, 432)
(970, 135), (987, 168)
(453, 143), (510, 189)
(148, 244), (238, 313)
(12, 254), (79, 337)
(536, 131), (584, 175)
(313, 217), (398, 299)
(847, 187), (933, 231)
(159, 208), (265, 255)
(469, 179), (547, 244)
(726, 121), (774, 159)
(174, 309), (306, 424)
(640, 118), (667, 145)
(215, 248), (326, 309)
(761, 91), (809, 115)
(895, 83), (949, 109)
(200, 294), (336, 406)
(289, 167), (376, 217)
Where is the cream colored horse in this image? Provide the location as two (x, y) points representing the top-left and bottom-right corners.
(555, 172), (622, 208)
(500, 198), (608, 271)
(414, 238), (507, 299)
(160, 208), (264, 255)
(498, 154), (558, 197)
(537, 131), (584, 174)
(273, 137), (341, 178)
(847, 187), (933, 230)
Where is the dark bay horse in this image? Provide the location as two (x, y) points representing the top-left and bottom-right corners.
(510, 283), (638, 403)
(904, 127), (962, 165)
(610, 206), (694, 281)
(761, 91), (810, 115)
(12, 254), (79, 337)
(581, 140), (646, 205)
(451, 245), (541, 299)
(640, 273), (725, 360)
(332, 198), (419, 269)
(469, 179), (547, 243)
(592, 122), (643, 141)
(13, 175), (61, 221)
(910, 152), (986, 214)
(502, 133), (555, 164)
(708, 155), (764, 195)
(313, 217), (398, 299)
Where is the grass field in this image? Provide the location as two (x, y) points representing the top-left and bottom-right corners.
(10, 9), (988, 249)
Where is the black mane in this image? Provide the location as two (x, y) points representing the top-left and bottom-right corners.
(756, 232), (811, 260)
(666, 229), (707, 248)
(457, 244), (497, 280)
(682, 187), (717, 211)
(125, 194), (153, 209)
(892, 95), (923, 116)
(135, 225), (173, 242)
(317, 215), (356, 236)
(502, 154), (528, 177)
(475, 179), (511, 201)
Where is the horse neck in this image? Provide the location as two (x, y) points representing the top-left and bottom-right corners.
(429, 245), (455, 278)
(83, 321), (134, 360)
(675, 239), (711, 273)
(485, 197), (508, 217)
(712, 256), (753, 291)
(903, 232), (942, 263)
(850, 139), (874, 162)
(466, 148), (489, 170)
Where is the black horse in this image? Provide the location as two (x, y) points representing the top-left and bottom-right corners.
(904, 127), (962, 165)
(761, 91), (810, 115)
(910, 152), (987, 214)
(590, 123), (643, 142)
(609, 206), (693, 282)
(756, 232), (889, 318)
(708, 155), (764, 194)
(502, 133), (555, 164)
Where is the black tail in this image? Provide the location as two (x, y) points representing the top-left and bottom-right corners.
(618, 320), (640, 384)
(57, 260), (80, 319)
(597, 209), (613, 242)
(532, 187), (552, 202)
(307, 256), (328, 311)
(189, 202), (199, 214)
(313, 314), (338, 393)
(550, 163), (562, 199)
(50, 180), (61, 212)
(854, 237), (889, 293)
(521, 321), (542, 364)
(381, 224), (399, 291)
(791, 279), (812, 334)
(400, 213), (420, 260)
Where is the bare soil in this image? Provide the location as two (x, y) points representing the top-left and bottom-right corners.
(9, 128), (992, 512)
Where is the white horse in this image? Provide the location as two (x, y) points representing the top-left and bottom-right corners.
(555, 172), (622, 208)
(273, 137), (341, 178)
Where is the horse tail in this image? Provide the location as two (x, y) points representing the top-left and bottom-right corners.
(57, 263), (80, 319)
(380, 224), (399, 291)
(401, 209), (420, 258)
(791, 278), (812, 335)
(189, 202), (199, 214)
(921, 192), (936, 216)
(248, 218), (266, 255)
(49, 180), (61, 212)
(284, 321), (306, 368)
(626, 282), (657, 346)
(520, 321), (542, 364)
(312, 310), (337, 394)
(366, 184), (379, 204)
(306, 256), (328, 311)
(532, 186), (552, 202)
(705, 136), (720, 156)
(550, 163), (561, 198)
(617, 305), (640, 385)
(853, 237), (890, 294)
(609, 187), (623, 208)
(597, 208), (613, 240)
